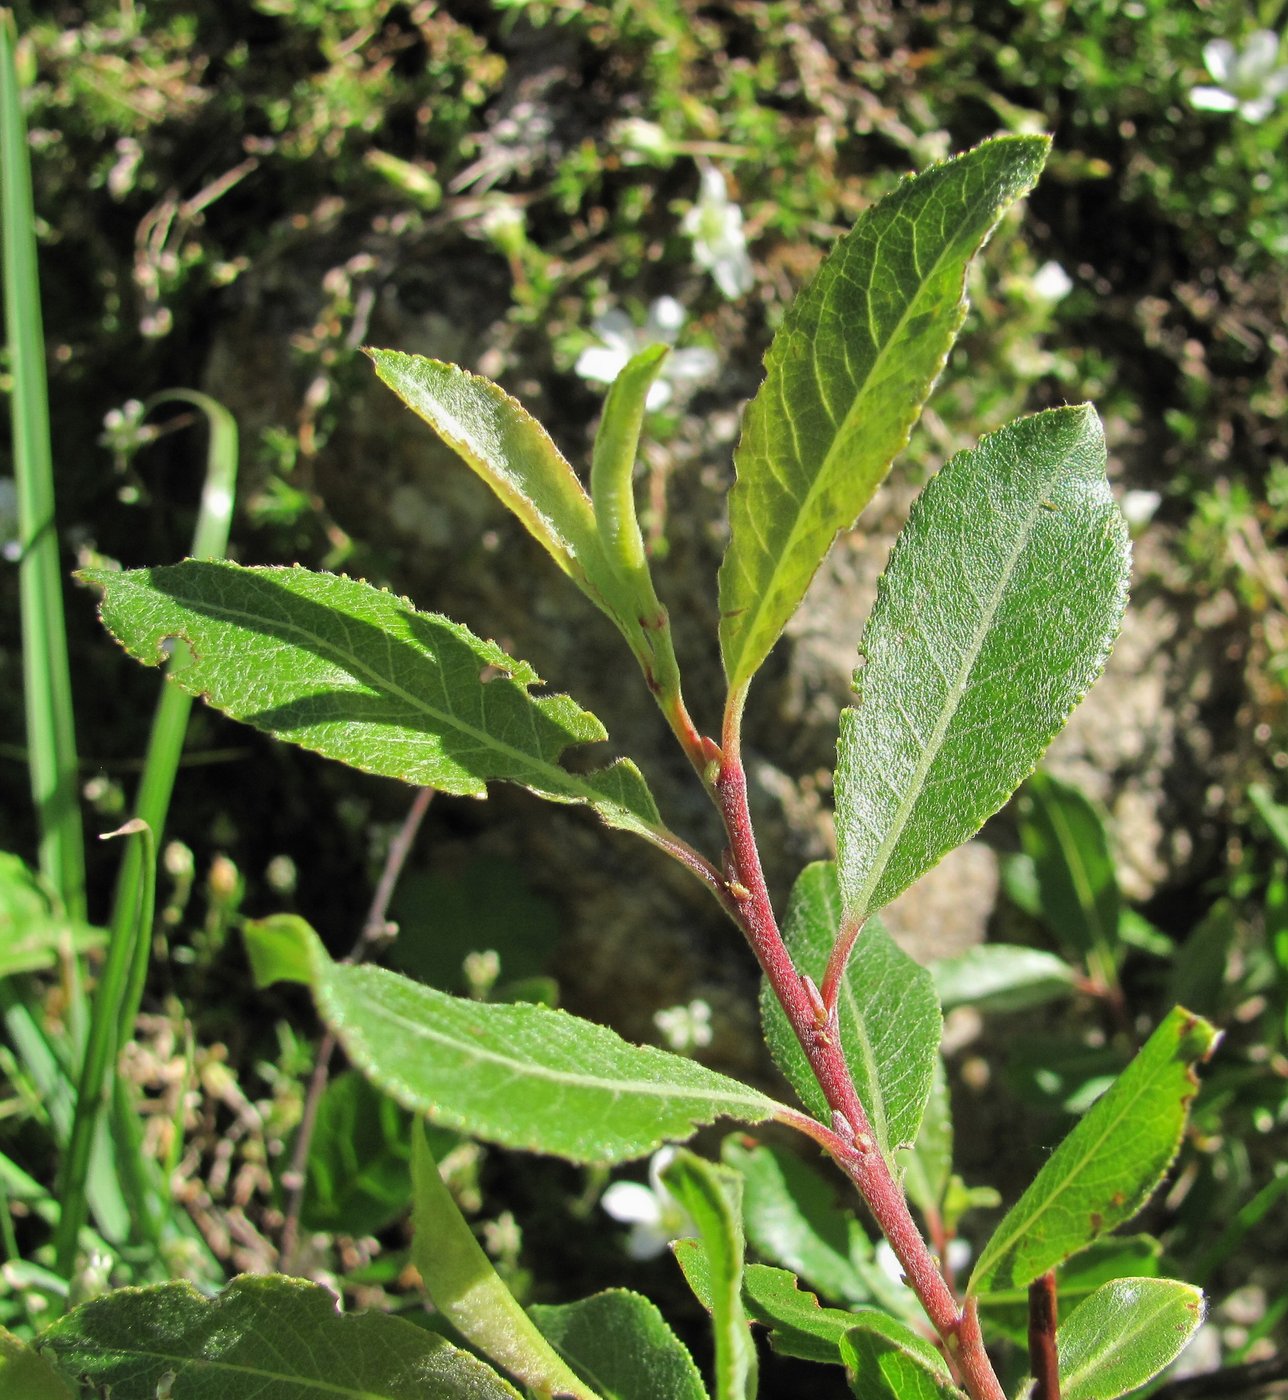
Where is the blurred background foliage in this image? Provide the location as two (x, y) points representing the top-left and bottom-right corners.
(2, 0), (1286, 1385)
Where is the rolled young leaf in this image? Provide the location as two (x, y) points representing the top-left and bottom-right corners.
(81, 560), (661, 840)
(759, 862), (941, 1167)
(411, 1123), (597, 1400)
(969, 1007), (1218, 1294)
(1056, 1277), (1205, 1400)
(247, 915), (785, 1165)
(835, 405), (1130, 927)
(718, 134), (1049, 693)
(36, 1274), (522, 1399)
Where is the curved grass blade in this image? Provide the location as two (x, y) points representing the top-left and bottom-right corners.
(247, 916), (784, 1164)
(718, 134), (1049, 693)
(969, 1008), (1218, 1295)
(81, 560), (661, 839)
(835, 405), (1130, 926)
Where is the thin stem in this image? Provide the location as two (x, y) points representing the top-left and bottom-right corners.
(279, 786), (434, 1273)
(710, 735), (1006, 1400)
(1028, 1272), (1060, 1400)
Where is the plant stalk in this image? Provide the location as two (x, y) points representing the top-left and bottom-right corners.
(712, 724), (1005, 1400)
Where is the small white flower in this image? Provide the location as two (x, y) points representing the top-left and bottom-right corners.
(654, 998), (714, 1053)
(601, 1146), (695, 1259)
(1191, 31), (1288, 122)
(682, 162), (754, 300)
(1120, 488), (1162, 531)
(575, 297), (717, 410)
(1031, 260), (1074, 302)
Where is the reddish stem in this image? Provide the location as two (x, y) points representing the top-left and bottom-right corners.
(712, 713), (1005, 1400)
(1029, 1272), (1061, 1400)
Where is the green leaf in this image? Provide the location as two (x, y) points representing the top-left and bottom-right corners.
(760, 862), (941, 1165)
(662, 1152), (757, 1400)
(411, 1122), (596, 1399)
(969, 1008), (1218, 1294)
(1015, 772), (1121, 980)
(718, 134), (1049, 690)
(82, 561), (661, 839)
(369, 350), (603, 588)
(840, 1321), (962, 1399)
(1057, 1278), (1205, 1400)
(931, 945), (1079, 1014)
(722, 1138), (879, 1309)
(897, 1056), (953, 1224)
(835, 406), (1130, 926)
(246, 916), (782, 1164)
(529, 1290), (709, 1400)
(0, 1327), (76, 1399)
(37, 1275), (522, 1399)
(0, 850), (104, 978)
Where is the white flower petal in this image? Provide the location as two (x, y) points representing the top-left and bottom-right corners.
(1237, 30), (1282, 81)
(575, 347), (629, 384)
(665, 347), (719, 382)
(647, 295), (686, 338)
(1190, 85), (1241, 112)
(1203, 38), (1236, 83)
(601, 1180), (664, 1225)
(1032, 260), (1073, 301)
(623, 1221), (673, 1260)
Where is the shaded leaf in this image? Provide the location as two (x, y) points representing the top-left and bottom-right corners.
(760, 862), (941, 1165)
(1016, 772), (1121, 979)
(82, 561), (660, 839)
(836, 406), (1130, 926)
(1057, 1278), (1205, 1400)
(0, 1327), (76, 1399)
(411, 1122), (595, 1399)
(719, 135), (1049, 690)
(897, 1056), (953, 1224)
(0, 851), (104, 978)
(247, 916), (783, 1164)
(931, 945), (1078, 1014)
(840, 1322), (961, 1399)
(529, 1290), (709, 1400)
(37, 1275), (521, 1399)
(969, 1008), (1217, 1294)
(663, 1152), (757, 1400)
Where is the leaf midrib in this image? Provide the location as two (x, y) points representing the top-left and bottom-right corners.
(726, 176), (997, 684)
(129, 571), (639, 818)
(846, 444), (1072, 923)
(330, 971), (775, 1115)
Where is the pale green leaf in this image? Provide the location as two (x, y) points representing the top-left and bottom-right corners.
(0, 1327), (76, 1399)
(759, 862), (941, 1166)
(82, 561), (660, 839)
(528, 1290), (709, 1400)
(836, 405), (1130, 925)
(718, 135), (1049, 689)
(37, 1275), (522, 1399)
(0, 850), (104, 978)
(969, 1009), (1218, 1294)
(931, 945), (1078, 1013)
(411, 1122), (596, 1399)
(663, 1152), (757, 1400)
(840, 1321), (962, 1399)
(247, 916), (782, 1164)
(897, 1055), (953, 1223)
(1058, 1278), (1205, 1400)
(369, 350), (602, 586)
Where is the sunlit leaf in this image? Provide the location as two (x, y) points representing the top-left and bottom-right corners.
(1057, 1278), (1205, 1400)
(931, 945), (1078, 1013)
(719, 135), (1049, 690)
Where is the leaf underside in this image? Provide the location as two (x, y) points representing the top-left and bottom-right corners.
(835, 404), (1130, 926)
(82, 561), (660, 838)
(719, 134), (1050, 690)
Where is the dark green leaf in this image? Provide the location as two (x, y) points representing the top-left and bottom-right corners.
(662, 1152), (757, 1400)
(1015, 772), (1121, 978)
(37, 1275), (522, 1399)
(969, 1008), (1217, 1294)
(836, 406), (1130, 926)
(1057, 1278), (1205, 1400)
(1166, 900), (1234, 1017)
(247, 916), (783, 1164)
(411, 1123), (595, 1398)
(719, 135), (1049, 690)
(931, 945), (1078, 1013)
(82, 561), (660, 839)
(840, 1322), (962, 1399)
(760, 862), (941, 1165)
(529, 1290), (709, 1400)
